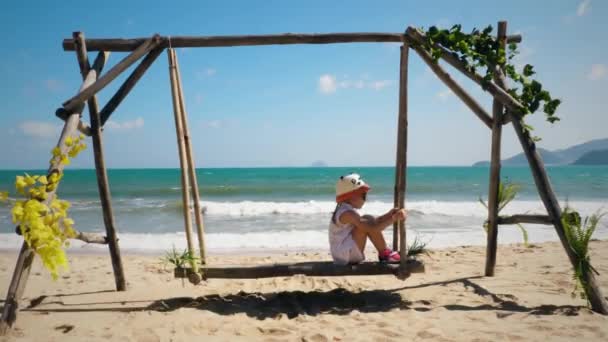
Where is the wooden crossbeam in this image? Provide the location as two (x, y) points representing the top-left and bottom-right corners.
(409, 42), (493, 129)
(497, 215), (552, 225)
(62, 33), (522, 51)
(99, 47), (164, 126)
(406, 28), (527, 118)
(61, 35), (160, 113)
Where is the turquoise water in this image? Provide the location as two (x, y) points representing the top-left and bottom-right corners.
(1, 166), (607, 252)
(1, 166), (607, 201)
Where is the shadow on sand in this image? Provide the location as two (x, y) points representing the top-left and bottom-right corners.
(21, 276), (587, 319)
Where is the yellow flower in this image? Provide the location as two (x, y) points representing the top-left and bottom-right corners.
(38, 176), (48, 185)
(52, 147), (61, 157)
(65, 136), (73, 147)
(60, 155), (70, 165)
(24, 173), (38, 186)
(11, 201), (24, 223)
(0, 191), (8, 202)
(15, 176), (27, 194)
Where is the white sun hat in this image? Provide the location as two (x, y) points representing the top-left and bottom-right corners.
(335, 173), (371, 202)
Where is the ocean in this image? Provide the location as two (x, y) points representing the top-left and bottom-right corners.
(1, 166), (607, 254)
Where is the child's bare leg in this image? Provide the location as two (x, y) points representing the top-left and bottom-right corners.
(360, 215), (388, 252)
(351, 226), (368, 252)
(366, 230), (388, 252)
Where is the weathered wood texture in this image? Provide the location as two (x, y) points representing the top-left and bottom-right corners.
(484, 22), (507, 277)
(75, 231), (108, 244)
(0, 51), (108, 333)
(62, 35), (160, 113)
(167, 49), (198, 273)
(409, 42), (493, 129)
(172, 49), (207, 264)
(99, 47), (164, 126)
(497, 215), (552, 225)
(512, 117), (608, 314)
(62, 33), (522, 51)
(395, 44), (409, 266)
(174, 260), (425, 279)
(74, 32), (126, 291)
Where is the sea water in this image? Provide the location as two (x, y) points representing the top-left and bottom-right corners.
(1, 166), (607, 253)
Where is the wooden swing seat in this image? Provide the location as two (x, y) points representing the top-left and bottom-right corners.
(174, 258), (424, 281)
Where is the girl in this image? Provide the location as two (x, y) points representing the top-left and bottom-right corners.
(329, 173), (406, 265)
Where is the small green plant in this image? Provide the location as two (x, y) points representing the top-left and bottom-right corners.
(561, 207), (604, 303)
(407, 236), (429, 257)
(479, 181), (529, 246)
(161, 245), (199, 269)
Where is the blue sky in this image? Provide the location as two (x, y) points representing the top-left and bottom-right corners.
(1, 0), (606, 168)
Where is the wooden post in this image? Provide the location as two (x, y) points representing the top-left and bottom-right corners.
(512, 121), (608, 313)
(409, 43), (493, 129)
(393, 44), (409, 266)
(99, 47), (164, 126)
(0, 53), (107, 331)
(62, 35), (160, 113)
(484, 22), (506, 277)
(172, 49), (207, 264)
(73, 32), (126, 291)
(167, 49), (199, 274)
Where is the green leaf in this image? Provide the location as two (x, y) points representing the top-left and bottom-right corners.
(523, 64), (535, 76)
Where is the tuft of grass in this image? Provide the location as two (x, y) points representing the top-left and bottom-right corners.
(561, 207), (604, 303)
(161, 245), (199, 269)
(480, 180), (529, 247)
(407, 236), (429, 257)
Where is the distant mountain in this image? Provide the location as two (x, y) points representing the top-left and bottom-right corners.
(573, 149), (608, 165)
(310, 160), (328, 167)
(472, 138), (608, 166)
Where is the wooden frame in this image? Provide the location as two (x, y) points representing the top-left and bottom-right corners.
(2, 21), (606, 334)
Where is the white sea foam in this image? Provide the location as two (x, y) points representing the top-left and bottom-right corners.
(199, 199), (607, 218)
(2, 224), (607, 253)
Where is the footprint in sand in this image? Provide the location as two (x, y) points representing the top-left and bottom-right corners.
(302, 333), (330, 342)
(257, 327), (292, 337)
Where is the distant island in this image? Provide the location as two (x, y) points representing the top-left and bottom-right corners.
(472, 138), (608, 166)
(310, 160), (328, 167)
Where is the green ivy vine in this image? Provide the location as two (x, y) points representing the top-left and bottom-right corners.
(418, 24), (561, 139)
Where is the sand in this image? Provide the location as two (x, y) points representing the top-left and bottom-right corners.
(1, 240), (607, 342)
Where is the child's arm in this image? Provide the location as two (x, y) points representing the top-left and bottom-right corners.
(376, 208), (403, 223)
(340, 210), (405, 233)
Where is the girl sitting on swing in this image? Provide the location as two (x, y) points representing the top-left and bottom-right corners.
(329, 173), (406, 265)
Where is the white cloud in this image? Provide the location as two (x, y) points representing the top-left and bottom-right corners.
(44, 79), (63, 92)
(196, 68), (217, 79)
(204, 120), (222, 129)
(437, 88), (452, 102)
(105, 117), (144, 131)
(369, 80), (392, 90)
(19, 121), (60, 139)
(587, 64), (607, 81)
(319, 74), (392, 94)
(577, 0), (591, 16)
(319, 74), (337, 94)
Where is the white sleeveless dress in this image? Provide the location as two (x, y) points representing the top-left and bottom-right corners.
(328, 203), (365, 265)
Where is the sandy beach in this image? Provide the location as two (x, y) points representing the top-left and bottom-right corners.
(0, 240), (607, 341)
